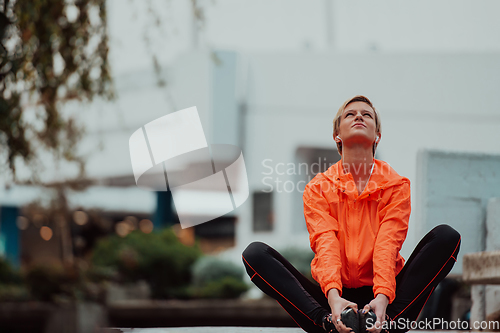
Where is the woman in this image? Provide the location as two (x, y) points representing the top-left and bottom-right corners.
(242, 95), (461, 333)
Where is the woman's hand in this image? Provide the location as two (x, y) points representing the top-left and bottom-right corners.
(362, 294), (389, 333)
(327, 288), (358, 333)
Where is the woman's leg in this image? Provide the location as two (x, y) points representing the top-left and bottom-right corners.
(386, 224), (461, 332)
(242, 241), (330, 333)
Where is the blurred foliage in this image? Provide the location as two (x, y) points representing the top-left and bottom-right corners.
(280, 247), (316, 283)
(191, 256), (249, 299)
(0, 0), (113, 178)
(91, 228), (202, 299)
(0, 255), (22, 284)
(195, 276), (248, 299)
(0, 256), (29, 301)
(0, 283), (30, 301)
(0, 256), (69, 302)
(1, 230), (251, 301)
(25, 262), (75, 302)
(191, 255), (244, 288)
(24, 260), (109, 302)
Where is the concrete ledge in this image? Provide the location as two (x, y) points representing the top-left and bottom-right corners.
(107, 299), (296, 328)
(103, 329), (470, 333)
(0, 302), (53, 332)
(463, 251), (500, 284)
(0, 299), (297, 331)
(103, 328), (304, 333)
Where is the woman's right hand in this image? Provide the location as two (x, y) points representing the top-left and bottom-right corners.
(327, 288), (358, 333)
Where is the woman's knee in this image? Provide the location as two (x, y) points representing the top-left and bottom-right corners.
(431, 224), (461, 252)
(242, 241), (270, 265)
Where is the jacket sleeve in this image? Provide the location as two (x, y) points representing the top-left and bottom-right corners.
(303, 182), (342, 298)
(373, 181), (411, 303)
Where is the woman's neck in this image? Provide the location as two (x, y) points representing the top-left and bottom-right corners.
(341, 146), (374, 178)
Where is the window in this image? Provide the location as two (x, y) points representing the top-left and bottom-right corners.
(253, 191), (273, 232)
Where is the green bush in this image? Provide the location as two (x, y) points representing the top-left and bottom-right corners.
(86, 265), (118, 283)
(24, 262), (111, 303)
(1, 257), (85, 302)
(0, 284), (30, 301)
(91, 228), (202, 299)
(191, 256), (249, 299)
(0, 257), (22, 284)
(24, 263), (78, 302)
(0, 257), (28, 301)
(196, 276), (249, 299)
(191, 256), (244, 287)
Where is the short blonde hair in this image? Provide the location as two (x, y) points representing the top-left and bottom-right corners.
(333, 95), (382, 156)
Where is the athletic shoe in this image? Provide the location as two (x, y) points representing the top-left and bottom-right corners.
(360, 310), (377, 333)
(322, 308), (376, 333)
(341, 307), (359, 333)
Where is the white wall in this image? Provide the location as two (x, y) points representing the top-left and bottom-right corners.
(416, 150), (500, 274)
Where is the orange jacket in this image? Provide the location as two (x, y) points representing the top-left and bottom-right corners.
(303, 158), (411, 303)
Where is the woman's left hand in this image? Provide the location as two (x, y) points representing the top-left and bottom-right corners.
(362, 293), (389, 333)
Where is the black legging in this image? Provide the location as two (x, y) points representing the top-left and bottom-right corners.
(242, 224), (461, 333)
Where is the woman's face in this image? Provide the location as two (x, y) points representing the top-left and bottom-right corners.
(337, 101), (379, 148)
